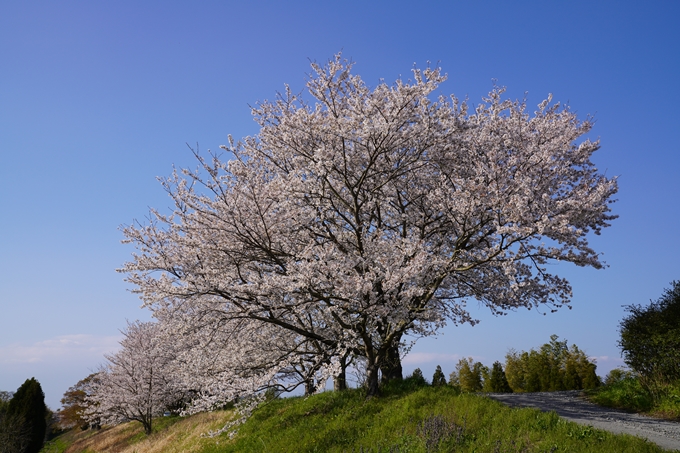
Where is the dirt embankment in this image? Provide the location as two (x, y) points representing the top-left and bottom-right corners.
(485, 390), (680, 451)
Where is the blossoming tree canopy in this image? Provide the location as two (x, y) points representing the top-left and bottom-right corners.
(121, 55), (617, 397)
(88, 321), (180, 435)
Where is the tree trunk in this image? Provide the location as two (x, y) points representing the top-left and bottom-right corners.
(334, 356), (347, 391)
(365, 361), (381, 397)
(304, 379), (315, 396)
(380, 337), (403, 384)
(142, 418), (152, 435)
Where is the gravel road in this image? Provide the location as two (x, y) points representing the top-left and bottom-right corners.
(485, 390), (680, 451)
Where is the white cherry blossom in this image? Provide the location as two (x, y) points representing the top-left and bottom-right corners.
(121, 54), (617, 398)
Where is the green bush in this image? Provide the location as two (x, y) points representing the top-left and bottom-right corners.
(589, 377), (654, 412)
(603, 368), (635, 386)
(619, 281), (680, 385)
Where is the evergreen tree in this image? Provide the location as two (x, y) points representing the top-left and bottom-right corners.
(431, 365), (447, 387)
(488, 361), (513, 393)
(409, 368), (428, 385)
(7, 378), (47, 453)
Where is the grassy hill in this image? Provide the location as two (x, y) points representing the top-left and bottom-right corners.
(42, 383), (668, 453)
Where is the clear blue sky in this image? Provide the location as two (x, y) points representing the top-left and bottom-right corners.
(1, 1), (679, 410)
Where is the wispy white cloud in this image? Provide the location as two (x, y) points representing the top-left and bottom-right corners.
(589, 356), (626, 370)
(0, 334), (121, 365)
(589, 355), (625, 365)
(403, 352), (463, 365)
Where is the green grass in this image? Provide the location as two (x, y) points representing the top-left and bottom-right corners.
(125, 414), (184, 444)
(40, 435), (73, 453)
(587, 378), (680, 420)
(42, 382), (673, 453)
(202, 382), (667, 453)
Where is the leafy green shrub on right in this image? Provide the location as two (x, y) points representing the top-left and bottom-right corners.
(619, 280), (680, 388)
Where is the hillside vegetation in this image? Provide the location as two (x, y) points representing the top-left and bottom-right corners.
(43, 383), (666, 453)
(42, 411), (234, 453)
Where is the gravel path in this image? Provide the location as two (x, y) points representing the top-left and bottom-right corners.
(485, 390), (680, 451)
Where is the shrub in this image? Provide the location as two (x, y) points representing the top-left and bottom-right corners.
(604, 368), (635, 387)
(619, 280), (680, 384)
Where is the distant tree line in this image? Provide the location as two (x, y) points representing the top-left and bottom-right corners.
(404, 335), (599, 394)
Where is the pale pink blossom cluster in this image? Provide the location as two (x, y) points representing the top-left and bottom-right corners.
(85, 321), (185, 435)
(98, 55), (616, 432)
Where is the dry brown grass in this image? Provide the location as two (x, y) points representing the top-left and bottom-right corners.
(60, 411), (234, 453)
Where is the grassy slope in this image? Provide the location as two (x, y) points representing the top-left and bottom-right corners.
(44, 385), (670, 453)
(41, 411), (235, 453)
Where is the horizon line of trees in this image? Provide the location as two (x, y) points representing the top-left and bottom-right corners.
(404, 335), (599, 394)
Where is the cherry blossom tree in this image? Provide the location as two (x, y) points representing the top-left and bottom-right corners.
(87, 321), (181, 434)
(122, 55), (617, 397)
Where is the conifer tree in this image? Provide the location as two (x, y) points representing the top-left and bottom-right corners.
(431, 365), (447, 387)
(7, 378), (47, 453)
(409, 368), (428, 386)
(488, 361), (513, 393)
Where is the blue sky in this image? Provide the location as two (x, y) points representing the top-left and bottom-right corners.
(1, 1), (679, 409)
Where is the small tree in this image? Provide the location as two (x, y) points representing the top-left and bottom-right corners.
(488, 361), (513, 393)
(603, 368), (635, 386)
(409, 368), (428, 386)
(88, 321), (181, 435)
(431, 365), (447, 387)
(58, 374), (100, 430)
(455, 358), (484, 392)
(619, 281), (680, 385)
(503, 350), (525, 392)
